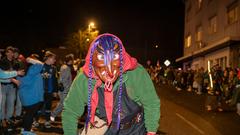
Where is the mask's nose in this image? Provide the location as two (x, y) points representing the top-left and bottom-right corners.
(105, 50), (114, 78)
(106, 63), (113, 78)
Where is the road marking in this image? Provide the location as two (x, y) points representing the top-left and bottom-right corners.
(176, 113), (205, 135)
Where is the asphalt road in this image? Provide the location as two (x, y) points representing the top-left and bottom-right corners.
(21, 83), (240, 135)
(157, 83), (240, 135)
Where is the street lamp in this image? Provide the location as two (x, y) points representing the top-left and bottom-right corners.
(78, 22), (98, 58)
(88, 22), (95, 33)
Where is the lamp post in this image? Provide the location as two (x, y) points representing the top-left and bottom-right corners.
(78, 22), (98, 58)
(88, 22), (99, 43)
(88, 22), (95, 33)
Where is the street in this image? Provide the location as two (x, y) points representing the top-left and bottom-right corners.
(2, 0), (240, 135)
(157, 84), (240, 135)
(32, 84), (240, 135)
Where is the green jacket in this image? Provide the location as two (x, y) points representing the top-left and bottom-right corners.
(62, 64), (160, 135)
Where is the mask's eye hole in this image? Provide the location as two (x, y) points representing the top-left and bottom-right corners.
(113, 53), (119, 60)
(97, 54), (104, 60)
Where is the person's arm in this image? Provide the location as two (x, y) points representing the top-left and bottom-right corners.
(0, 78), (11, 83)
(0, 69), (24, 82)
(0, 70), (17, 79)
(127, 65), (160, 133)
(62, 72), (88, 135)
(11, 78), (20, 86)
(26, 57), (43, 65)
(59, 65), (72, 90)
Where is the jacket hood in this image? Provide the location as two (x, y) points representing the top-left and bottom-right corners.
(82, 33), (138, 78)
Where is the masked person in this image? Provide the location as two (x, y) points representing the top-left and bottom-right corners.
(62, 33), (160, 135)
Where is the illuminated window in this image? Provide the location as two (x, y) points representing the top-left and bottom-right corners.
(227, 5), (238, 24)
(209, 16), (217, 34)
(196, 25), (202, 42)
(216, 56), (227, 70)
(185, 35), (192, 48)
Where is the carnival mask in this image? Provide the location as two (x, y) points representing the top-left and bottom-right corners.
(92, 41), (120, 83)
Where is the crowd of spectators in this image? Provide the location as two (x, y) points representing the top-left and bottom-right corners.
(145, 60), (240, 115)
(0, 46), (84, 134)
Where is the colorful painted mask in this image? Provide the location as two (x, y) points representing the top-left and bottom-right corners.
(92, 42), (120, 83)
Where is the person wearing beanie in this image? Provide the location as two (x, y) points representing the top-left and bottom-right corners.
(62, 33), (160, 135)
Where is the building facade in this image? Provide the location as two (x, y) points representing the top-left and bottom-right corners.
(176, 0), (240, 70)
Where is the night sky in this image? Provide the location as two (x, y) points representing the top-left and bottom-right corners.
(0, 0), (184, 65)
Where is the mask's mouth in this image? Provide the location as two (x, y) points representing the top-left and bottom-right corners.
(101, 70), (117, 82)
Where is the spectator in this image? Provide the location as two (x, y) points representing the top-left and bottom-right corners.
(13, 47), (25, 122)
(0, 46), (19, 129)
(50, 54), (73, 122)
(17, 57), (44, 134)
(0, 50), (25, 128)
(40, 51), (57, 128)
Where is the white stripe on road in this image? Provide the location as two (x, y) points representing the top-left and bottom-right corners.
(176, 113), (205, 135)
